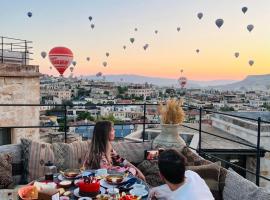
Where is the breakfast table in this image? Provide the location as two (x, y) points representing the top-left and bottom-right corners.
(18, 169), (149, 200)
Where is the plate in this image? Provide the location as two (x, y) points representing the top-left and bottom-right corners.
(73, 187), (106, 198)
(129, 188), (148, 197)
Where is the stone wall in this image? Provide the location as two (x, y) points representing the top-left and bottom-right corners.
(0, 63), (41, 143)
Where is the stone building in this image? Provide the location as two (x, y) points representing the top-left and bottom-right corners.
(0, 63), (41, 144)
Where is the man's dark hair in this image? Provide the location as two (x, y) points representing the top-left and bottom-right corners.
(158, 149), (187, 184)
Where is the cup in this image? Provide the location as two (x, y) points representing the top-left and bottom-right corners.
(95, 169), (107, 176)
(132, 184), (145, 190)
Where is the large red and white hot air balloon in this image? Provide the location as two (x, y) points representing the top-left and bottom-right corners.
(178, 77), (187, 88)
(178, 69), (187, 88)
(49, 47), (73, 76)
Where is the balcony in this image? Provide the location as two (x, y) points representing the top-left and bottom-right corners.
(0, 103), (270, 199)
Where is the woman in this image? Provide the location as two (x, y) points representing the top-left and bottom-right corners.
(83, 120), (145, 181)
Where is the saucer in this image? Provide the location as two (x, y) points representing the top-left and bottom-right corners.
(129, 188), (148, 197)
(73, 187), (106, 198)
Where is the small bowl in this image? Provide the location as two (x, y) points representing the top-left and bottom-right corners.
(61, 169), (81, 178)
(105, 174), (124, 184)
(59, 180), (72, 188)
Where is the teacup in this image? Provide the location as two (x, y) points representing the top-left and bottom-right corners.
(132, 183), (145, 190)
(95, 169), (108, 176)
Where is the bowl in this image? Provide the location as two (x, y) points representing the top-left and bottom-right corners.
(105, 174), (124, 184)
(61, 169), (81, 178)
(59, 180), (72, 188)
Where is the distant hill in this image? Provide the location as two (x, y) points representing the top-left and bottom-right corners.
(211, 74), (270, 91)
(84, 74), (236, 88)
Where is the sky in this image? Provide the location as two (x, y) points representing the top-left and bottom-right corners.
(1, 0), (270, 81)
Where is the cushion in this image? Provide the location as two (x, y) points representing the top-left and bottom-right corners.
(0, 153), (14, 189)
(52, 140), (90, 170)
(112, 141), (151, 164)
(21, 138), (90, 182)
(187, 162), (221, 200)
(0, 189), (18, 200)
(21, 138), (55, 183)
(223, 168), (270, 200)
(181, 146), (211, 166)
(137, 160), (165, 187)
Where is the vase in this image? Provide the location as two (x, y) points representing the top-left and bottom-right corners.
(152, 124), (186, 150)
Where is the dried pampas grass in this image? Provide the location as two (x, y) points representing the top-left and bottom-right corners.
(158, 98), (185, 124)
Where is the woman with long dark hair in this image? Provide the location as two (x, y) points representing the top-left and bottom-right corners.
(83, 120), (145, 180)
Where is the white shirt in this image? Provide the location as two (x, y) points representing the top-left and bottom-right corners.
(151, 170), (214, 200)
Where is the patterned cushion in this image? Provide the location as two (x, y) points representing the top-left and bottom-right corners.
(0, 153), (14, 189)
(112, 141), (151, 164)
(182, 146), (211, 166)
(21, 138), (55, 183)
(223, 168), (270, 200)
(137, 160), (165, 187)
(21, 138), (91, 182)
(52, 140), (90, 170)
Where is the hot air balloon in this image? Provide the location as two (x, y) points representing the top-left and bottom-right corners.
(72, 61), (77, 67)
(70, 66), (74, 72)
(106, 52), (110, 57)
(103, 61), (107, 67)
(215, 19), (224, 28)
(178, 77), (187, 89)
(234, 52), (239, 58)
(91, 24), (95, 29)
(88, 16), (93, 21)
(49, 66), (52, 70)
(41, 51), (47, 59)
(143, 44), (149, 50)
(247, 24), (254, 32)
(249, 60), (254, 66)
(134, 28), (138, 32)
(242, 7), (248, 14)
(123, 45), (126, 50)
(197, 12), (203, 20)
(49, 47), (73, 76)
(180, 69), (183, 73)
(86, 57), (90, 61)
(96, 72), (102, 77)
(177, 27), (181, 32)
(120, 78), (123, 81)
(27, 12), (32, 18)
(130, 38), (135, 43)
(196, 49), (200, 53)
(155, 30), (158, 34)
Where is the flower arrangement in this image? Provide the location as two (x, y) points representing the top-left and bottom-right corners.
(158, 98), (185, 124)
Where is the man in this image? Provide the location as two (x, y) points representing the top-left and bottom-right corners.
(149, 149), (214, 200)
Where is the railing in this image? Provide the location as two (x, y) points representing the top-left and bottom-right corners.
(0, 103), (270, 186)
(0, 36), (33, 65)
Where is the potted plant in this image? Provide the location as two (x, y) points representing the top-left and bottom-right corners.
(152, 98), (186, 150)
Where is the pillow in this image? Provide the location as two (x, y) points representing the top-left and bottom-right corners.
(21, 138), (91, 182)
(52, 140), (90, 170)
(181, 146), (211, 166)
(21, 138), (55, 183)
(0, 153), (14, 189)
(137, 160), (165, 187)
(112, 141), (151, 164)
(223, 168), (270, 200)
(187, 162), (221, 200)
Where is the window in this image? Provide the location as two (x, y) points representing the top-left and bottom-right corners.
(0, 128), (11, 145)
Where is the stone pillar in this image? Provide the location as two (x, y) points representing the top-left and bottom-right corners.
(0, 63), (41, 143)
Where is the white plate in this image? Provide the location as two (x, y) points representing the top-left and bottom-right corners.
(73, 187), (106, 198)
(100, 177), (129, 189)
(78, 197), (92, 200)
(130, 188), (148, 197)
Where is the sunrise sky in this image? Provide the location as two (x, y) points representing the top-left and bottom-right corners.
(1, 0), (270, 80)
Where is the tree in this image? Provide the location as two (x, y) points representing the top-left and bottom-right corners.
(262, 103), (270, 111)
(220, 106), (235, 112)
(117, 86), (128, 94)
(104, 91), (110, 95)
(77, 111), (95, 121)
(62, 100), (74, 108)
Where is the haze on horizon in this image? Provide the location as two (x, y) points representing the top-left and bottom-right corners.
(1, 0), (270, 81)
